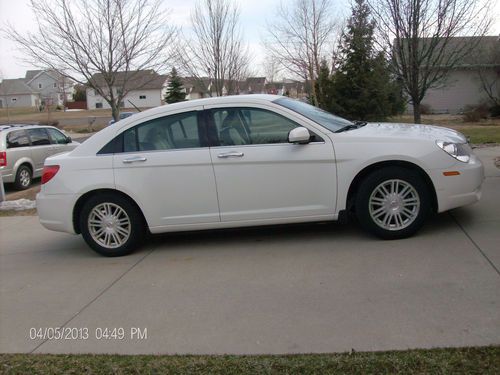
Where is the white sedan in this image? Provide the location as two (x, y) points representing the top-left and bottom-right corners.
(37, 95), (484, 256)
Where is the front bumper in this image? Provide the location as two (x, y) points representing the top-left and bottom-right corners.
(36, 192), (78, 234)
(429, 154), (484, 213)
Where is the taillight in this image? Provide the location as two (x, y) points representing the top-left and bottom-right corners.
(41, 165), (60, 184)
(0, 152), (6, 167)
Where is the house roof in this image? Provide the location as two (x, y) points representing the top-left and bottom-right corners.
(25, 69), (68, 84)
(400, 35), (500, 68)
(88, 70), (167, 91)
(0, 79), (39, 95)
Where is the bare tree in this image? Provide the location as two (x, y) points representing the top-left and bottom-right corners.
(177, 0), (249, 97)
(369, 0), (492, 123)
(476, 39), (500, 107)
(264, 0), (338, 105)
(6, 0), (177, 120)
(263, 56), (281, 83)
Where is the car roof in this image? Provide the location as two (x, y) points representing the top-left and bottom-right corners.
(0, 124), (57, 132)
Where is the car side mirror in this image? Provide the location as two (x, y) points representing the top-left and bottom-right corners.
(66, 136), (72, 143)
(288, 127), (310, 144)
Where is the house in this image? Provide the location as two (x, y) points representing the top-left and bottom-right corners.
(241, 77), (267, 94)
(418, 36), (500, 114)
(86, 70), (168, 110)
(24, 70), (74, 107)
(182, 77), (214, 100)
(0, 69), (73, 109)
(0, 78), (40, 109)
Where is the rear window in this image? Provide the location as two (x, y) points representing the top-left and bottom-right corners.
(6, 130), (30, 148)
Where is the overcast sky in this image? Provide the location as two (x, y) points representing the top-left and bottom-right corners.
(0, 0), (498, 80)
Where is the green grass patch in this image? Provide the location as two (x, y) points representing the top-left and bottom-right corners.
(1, 346), (499, 374)
(459, 127), (500, 144)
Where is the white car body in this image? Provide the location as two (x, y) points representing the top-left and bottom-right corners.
(37, 95), (484, 256)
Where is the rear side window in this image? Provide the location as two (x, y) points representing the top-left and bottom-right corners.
(6, 130), (30, 148)
(27, 128), (51, 146)
(123, 111), (202, 152)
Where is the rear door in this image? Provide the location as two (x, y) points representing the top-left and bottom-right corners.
(112, 108), (220, 229)
(26, 128), (53, 176)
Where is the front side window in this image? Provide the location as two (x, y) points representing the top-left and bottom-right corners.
(47, 128), (68, 144)
(27, 128), (51, 146)
(122, 111), (202, 152)
(6, 130), (30, 148)
(211, 107), (300, 146)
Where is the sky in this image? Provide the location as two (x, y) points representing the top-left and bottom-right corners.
(0, 0), (499, 80)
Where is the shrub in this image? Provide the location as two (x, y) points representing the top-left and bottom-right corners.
(38, 120), (60, 127)
(420, 103), (432, 115)
(490, 104), (500, 118)
(462, 104), (489, 122)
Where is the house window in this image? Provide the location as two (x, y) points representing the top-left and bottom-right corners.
(38, 83), (42, 89)
(120, 101), (125, 108)
(11, 98), (17, 102)
(139, 95), (146, 99)
(53, 83), (57, 88)
(96, 102), (103, 109)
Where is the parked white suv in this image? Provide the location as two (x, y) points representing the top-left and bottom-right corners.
(37, 95), (484, 256)
(0, 124), (79, 189)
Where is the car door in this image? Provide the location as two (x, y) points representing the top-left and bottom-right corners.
(46, 127), (70, 155)
(112, 108), (220, 229)
(26, 128), (53, 176)
(206, 104), (337, 222)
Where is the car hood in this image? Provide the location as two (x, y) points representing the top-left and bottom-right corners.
(350, 122), (467, 143)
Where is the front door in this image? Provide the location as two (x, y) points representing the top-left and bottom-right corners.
(207, 105), (337, 222)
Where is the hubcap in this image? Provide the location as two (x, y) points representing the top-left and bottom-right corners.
(19, 169), (31, 187)
(88, 203), (131, 249)
(369, 179), (420, 231)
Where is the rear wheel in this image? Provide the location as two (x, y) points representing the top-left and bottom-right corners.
(80, 193), (146, 256)
(355, 167), (431, 239)
(14, 165), (32, 190)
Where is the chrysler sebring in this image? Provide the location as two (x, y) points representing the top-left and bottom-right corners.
(37, 95), (484, 256)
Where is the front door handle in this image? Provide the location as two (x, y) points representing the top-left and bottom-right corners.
(122, 156), (147, 164)
(217, 152), (244, 158)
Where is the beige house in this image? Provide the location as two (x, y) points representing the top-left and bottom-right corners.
(421, 36), (500, 114)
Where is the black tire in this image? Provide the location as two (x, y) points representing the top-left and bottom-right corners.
(80, 193), (146, 256)
(14, 165), (32, 190)
(354, 167), (431, 240)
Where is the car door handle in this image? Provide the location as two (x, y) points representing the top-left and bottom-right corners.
(122, 156), (147, 163)
(217, 152), (244, 158)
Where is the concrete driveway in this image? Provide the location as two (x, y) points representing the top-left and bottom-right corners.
(1, 147), (499, 355)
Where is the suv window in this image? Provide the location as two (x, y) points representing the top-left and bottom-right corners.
(47, 128), (68, 144)
(123, 112), (202, 152)
(6, 130), (30, 148)
(27, 128), (51, 146)
(211, 108), (303, 146)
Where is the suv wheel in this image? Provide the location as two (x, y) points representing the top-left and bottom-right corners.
(14, 165), (32, 190)
(80, 193), (146, 256)
(355, 167), (431, 239)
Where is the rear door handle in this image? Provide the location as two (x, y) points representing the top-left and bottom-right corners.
(122, 156), (147, 163)
(217, 152), (244, 158)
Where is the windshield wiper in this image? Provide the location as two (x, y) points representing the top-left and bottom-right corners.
(335, 120), (367, 133)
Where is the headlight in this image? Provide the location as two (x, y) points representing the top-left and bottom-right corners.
(436, 141), (470, 163)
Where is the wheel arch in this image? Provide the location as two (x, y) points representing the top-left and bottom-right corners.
(72, 188), (148, 234)
(345, 160), (438, 214)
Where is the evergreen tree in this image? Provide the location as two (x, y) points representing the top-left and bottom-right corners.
(164, 68), (186, 104)
(329, 0), (404, 121)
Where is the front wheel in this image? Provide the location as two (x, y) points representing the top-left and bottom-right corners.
(80, 194), (146, 256)
(355, 167), (431, 239)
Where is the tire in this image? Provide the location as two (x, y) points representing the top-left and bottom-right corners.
(80, 193), (146, 256)
(354, 167), (431, 240)
(14, 165), (32, 190)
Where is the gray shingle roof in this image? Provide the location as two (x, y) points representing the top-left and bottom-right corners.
(0, 79), (39, 95)
(88, 70), (167, 90)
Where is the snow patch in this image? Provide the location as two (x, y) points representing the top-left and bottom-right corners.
(0, 199), (37, 211)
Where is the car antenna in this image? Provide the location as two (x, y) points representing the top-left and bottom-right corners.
(127, 100), (142, 112)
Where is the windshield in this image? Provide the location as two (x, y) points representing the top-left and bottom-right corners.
(274, 97), (353, 132)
